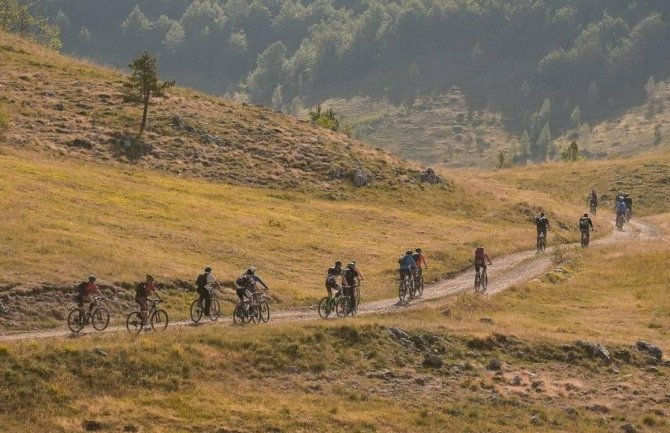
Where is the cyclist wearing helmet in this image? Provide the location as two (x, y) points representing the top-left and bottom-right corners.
(325, 266), (341, 298)
(398, 250), (418, 283)
(196, 266), (219, 316)
(535, 212), (550, 237)
(235, 267), (269, 305)
(579, 213), (594, 237)
(474, 247), (492, 274)
(76, 275), (102, 312)
(623, 193), (633, 219)
(135, 275), (161, 329)
(351, 260), (364, 281)
(412, 248), (428, 274)
(343, 262), (359, 311)
(333, 260), (344, 276)
(588, 189), (598, 213)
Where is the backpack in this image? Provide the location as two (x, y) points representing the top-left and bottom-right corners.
(579, 218), (590, 230)
(235, 274), (248, 287)
(135, 282), (146, 297)
(77, 281), (88, 295)
(617, 201), (627, 212)
(196, 273), (208, 289)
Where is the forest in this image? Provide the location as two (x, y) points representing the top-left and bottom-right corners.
(5, 0), (670, 162)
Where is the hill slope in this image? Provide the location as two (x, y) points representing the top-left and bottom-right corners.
(0, 32), (414, 189)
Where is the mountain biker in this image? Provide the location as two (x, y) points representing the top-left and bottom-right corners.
(579, 213), (594, 239)
(535, 212), (550, 239)
(235, 267), (269, 305)
(623, 193), (633, 219)
(588, 189), (598, 212)
(398, 250), (418, 284)
(135, 275), (161, 329)
(325, 267), (341, 298)
(615, 199), (627, 227)
(351, 260), (364, 281)
(196, 266), (219, 317)
(474, 247), (492, 275)
(343, 263), (359, 312)
(412, 248), (428, 273)
(333, 260), (344, 275)
(76, 275), (102, 312)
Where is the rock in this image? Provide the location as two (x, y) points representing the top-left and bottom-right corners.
(55, 102), (65, 111)
(330, 167), (346, 180)
(366, 370), (395, 380)
(620, 423), (637, 433)
(351, 169), (369, 187)
(83, 420), (103, 431)
(586, 404), (610, 414)
(389, 327), (411, 341)
(510, 375), (522, 386)
(0, 302), (6, 315)
(531, 380), (543, 390)
(479, 317), (494, 324)
(636, 341), (663, 360)
(171, 115), (184, 129)
(68, 138), (93, 149)
(575, 340), (611, 363)
(530, 415), (542, 426)
(201, 134), (218, 144)
(614, 349), (632, 363)
(486, 358), (502, 371)
(646, 366), (661, 374)
(441, 308), (451, 317)
(420, 168), (444, 184)
(565, 407), (578, 417)
(423, 354), (444, 369)
(94, 348), (108, 357)
(184, 124), (195, 133)
(414, 377), (427, 386)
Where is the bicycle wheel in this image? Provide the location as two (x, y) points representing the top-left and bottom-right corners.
(126, 311), (143, 334)
(474, 272), (480, 292)
(336, 296), (351, 317)
(247, 304), (259, 324)
(416, 275), (424, 296)
(258, 301), (270, 323)
(209, 299), (221, 321)
(190, 300), (203, 323)
(355, 285), (361, 306)
(318, 297), (332, 318)
(409, 277), (417, 298)
(90, 308), (110, 331)
(150, 309), (168, 331)
(481, 272), (488, 293)
(67, 308), (85, 333)
(398, 280), (408, 301)
(233, 304), (245, 325)
(539, 237), (546, 252)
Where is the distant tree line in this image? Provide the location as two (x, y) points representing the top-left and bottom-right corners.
(32, 0), (670, 161)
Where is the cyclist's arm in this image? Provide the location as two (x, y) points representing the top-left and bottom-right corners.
(485, 253), (492, 265)
(254, 276), (269, 290)
(355, 267), (364, 280)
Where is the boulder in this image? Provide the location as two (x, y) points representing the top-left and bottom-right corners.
(423, 354), (444, 369)
(636, 341), (663, 360)
(351, 169), (369, 187)
(420, 168), (444, 184)
(575, 340), (611, 363)
(389, 327), (411, 341)
(486, 358), (502, 371)
(54, 102), (65, 111)
(620, 423), (637, 433)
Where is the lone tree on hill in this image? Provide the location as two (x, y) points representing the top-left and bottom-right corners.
(122, 52), (174, 137)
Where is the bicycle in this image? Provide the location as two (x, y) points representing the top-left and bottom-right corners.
(615, 213), (625, 231)
(413, 271), (424, 297)
(67, 296), (110, 333)
(474, 267), (488, 294)
(398, 272), (415, 301)
(126, 299), (168, 334)
(537, 232), (547, 253)
(318, 288), (352, 318)
(190, 290), (221, 323)
(580, 229), (594, 248)
(589, 202), (597, 215)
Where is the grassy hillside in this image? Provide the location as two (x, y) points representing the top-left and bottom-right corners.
(0, 31), (413, 189)
(1, 215), (667, 432)
(486, 149), (670, 217)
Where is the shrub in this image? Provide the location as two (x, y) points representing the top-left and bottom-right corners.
(309, 105), (340, 131)
(0, 105), (9, 133)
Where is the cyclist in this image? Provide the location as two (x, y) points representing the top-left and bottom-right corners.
(333, 260), (344, 276)
(135, 275), (162, 330)
(412, 248), (428, 273)
(343, 263), (359, 312)
(579, 213), (594, 241)
(76, 275), (102, 313)
(623, 193), (633, 219)
(588, 189), (598, 213)
(325, 267), (341, 299)
(474, 247), (492, 275)
(535, 212), (550, 239)
(195, 266), (219, 317)
(398, 250), (418, 284)
(615, 199), (627, 228)
(235, 267), (269, 306)
(350, 260), (364, 281)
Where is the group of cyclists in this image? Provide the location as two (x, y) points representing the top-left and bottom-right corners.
(72, 187), (633, 330)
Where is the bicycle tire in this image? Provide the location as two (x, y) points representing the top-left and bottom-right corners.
(474, 272), (481, 292)
(398, 280), (408, 301)
(233, 304), (245, 325)
(209, 299), (221, 321)
(67, 308), (85, 333)
(126, 311), (143, 334)
(318, 297), (332, 318)
(190, 300), (203, 323)
(336, 296), (351, 317)
(247, 304), (259, 324)
(408, 276), (417, 298)
(151, 309), (169, 331)
(258, 301), (270, 323)
(539, 237), (546, 253)
(481, 272), (488, 293)
(416, 275), (424, 296)
(91, 307), (110, 331)
(355, 285), (361, 306)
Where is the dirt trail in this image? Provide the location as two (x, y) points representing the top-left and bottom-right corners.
(0, 220), (659, 342)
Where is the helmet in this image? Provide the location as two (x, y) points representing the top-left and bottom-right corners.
(246, 267), (256, 275)
(583, 213), (588, 217)
(540, 212), (545, 217)
(204, 266), (212, 273)
(146, 274), (154, 281)
(415, 248), (422, 253)
(624, 193), (629, 198)
(351, 260), (357, 265)
(405, 250), (413, 255)
(335, 260), (342, 267)
(347, 262), (355, 269)
(88, 275), (96, 282)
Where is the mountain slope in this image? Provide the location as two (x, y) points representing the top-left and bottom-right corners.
(0, 31), (414, 189)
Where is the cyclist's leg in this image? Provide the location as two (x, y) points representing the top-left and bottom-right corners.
(236, 288), (246, 303)
(136, 296), (148, 324)
(203, 289), (212, 316)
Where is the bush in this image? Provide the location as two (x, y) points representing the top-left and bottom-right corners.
(309, 105), (340, 131)
(0, 105), (9, 133)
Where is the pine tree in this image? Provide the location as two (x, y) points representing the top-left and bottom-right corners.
(122, 52), (174, 137)
(570, 106), (581, 129)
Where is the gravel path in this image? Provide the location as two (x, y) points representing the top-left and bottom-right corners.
(0, 220), (659, 343)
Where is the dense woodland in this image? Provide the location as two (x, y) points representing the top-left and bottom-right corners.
(6, 0), (670, 162)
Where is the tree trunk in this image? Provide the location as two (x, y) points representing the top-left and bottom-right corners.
(139, 94), (149, 137)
